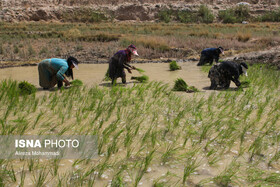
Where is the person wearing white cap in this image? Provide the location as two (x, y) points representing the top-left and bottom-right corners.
(108, 44), (139, 84)
(208, 61), (248, 89)
(38, 56), (79, 90)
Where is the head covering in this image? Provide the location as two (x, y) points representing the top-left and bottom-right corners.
(67, 56), (79, 70)
(127, 44), (139, 56)
(66, 56), (79, 80)
(218, 46), (224, 55)
(240, 62), (248, 76)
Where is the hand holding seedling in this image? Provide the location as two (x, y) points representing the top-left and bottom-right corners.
(64, 79), (71, 86)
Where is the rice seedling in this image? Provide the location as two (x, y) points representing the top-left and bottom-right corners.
(0, 62), (279, 186)
(135, 68), (145, 73)
(70, 79), (83, 86)
(169, 61), (181, 71)
(103, 68), (111, 81)
(211, 160), (241, 186)
(182, 157), (199, 185)
(18, 81), (36, 95)
(131, 75), (149, 83)
(172, 78), (199, 92)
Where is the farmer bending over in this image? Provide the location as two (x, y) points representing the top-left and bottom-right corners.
(208, 61), (248, 90)
(38, 56), (79, 90)
(108, 44), (139, 84)
(197, 47), (224, 66)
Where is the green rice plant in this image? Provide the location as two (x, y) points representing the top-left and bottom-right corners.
(249, 135), (266, 161)
(32, 167), (49, 187)
(19, 167), (26, 187)
(172, 78), (199, 92)
(247, 167), (280, 185)
(103, 68), (111, 81)
(18, 81), (36, 95)
(131, 75), (149, 83)
(169, 61), (181, 71)
(70, 79), (83, 86)
(135, 68), (145, 73)
(134, 149), (155, 187)
(182, 157), (199, 185)
(212, 160), (240, 186)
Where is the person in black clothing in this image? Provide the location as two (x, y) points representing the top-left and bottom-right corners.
(208, 61), (248, 90)
(108, 44), (139, 84)
(197, 47), (224, 66)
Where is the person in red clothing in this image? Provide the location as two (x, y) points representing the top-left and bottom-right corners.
(108, 45), (139, 84)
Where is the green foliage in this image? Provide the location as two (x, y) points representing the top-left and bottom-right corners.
(240, 80), (250, 88)
(172, 78), (199, 92)
(13, 45), (19, 54)
(70, 79), (83, 86)
(159, 5), (214, 23)
(169, 61), (181, 71)
(61, 9), (107, 23)
(198, 5), (214, 23)
(28, 45), (36, 56)
(135, 68), (145, 73)
(176, 10), (195, 23)
(157, 9), (173, 23)
(218, 5), (250, 23)
(258, 8), (280, 22)
(0, 43), (3, 54)
(218, 9), (237, 23)
(131, 75), (149, 83)
(104, 68), (111, 81)
(18, 81), (36, 95)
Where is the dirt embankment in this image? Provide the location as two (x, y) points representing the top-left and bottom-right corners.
(0, 0), (280, 22)
(224, 46), (280, 69)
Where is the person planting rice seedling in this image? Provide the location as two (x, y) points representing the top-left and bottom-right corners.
(208, 61), (248, 90)
(38, 56), (79, 90)
(108, 44), (139, 84)
(197, 47), (224, 66)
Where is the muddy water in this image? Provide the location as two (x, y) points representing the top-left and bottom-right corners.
(0, 62), (210, 91)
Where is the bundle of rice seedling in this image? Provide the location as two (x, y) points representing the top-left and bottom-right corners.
(131, 75), (149, 83)
(240, 80), (250, 88)
(104, 68), (111, 81)
(70, 79), (83, 86)
(169, 61), (181, 71)
(18, 81), (36, 95)
(172, 78), (199, 92)
(135, 68), (145, 73)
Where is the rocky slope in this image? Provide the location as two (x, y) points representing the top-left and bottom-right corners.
(0, 0), (279, 22)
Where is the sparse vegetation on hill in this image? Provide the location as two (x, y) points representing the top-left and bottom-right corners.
(218, 4), (250, 23)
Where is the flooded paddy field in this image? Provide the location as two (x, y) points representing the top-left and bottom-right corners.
(0, 61), (280, 186)
(0, 62), (210, 91)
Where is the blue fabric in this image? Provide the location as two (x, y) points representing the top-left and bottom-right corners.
(201, 48), (217, 55)
(49, 58), (68, 81)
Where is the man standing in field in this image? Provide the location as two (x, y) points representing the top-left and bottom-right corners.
(197, 47), (224, 66)
(208, 61), (248, 89)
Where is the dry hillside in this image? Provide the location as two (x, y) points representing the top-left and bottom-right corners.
(0, 0), (279, 22)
